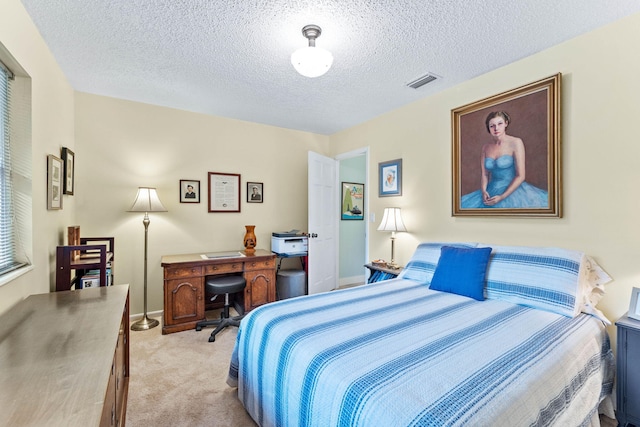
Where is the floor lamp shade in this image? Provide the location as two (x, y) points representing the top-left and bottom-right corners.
(129, 187), (168, 213)
(377, 207), (406, 269)
(128, 187), (167, 331)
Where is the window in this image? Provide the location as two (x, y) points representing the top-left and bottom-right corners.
(0, 48), (32, 283)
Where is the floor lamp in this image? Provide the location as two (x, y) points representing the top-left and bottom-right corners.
(128, 187), (167, 331)
(377, 207), (407, 269)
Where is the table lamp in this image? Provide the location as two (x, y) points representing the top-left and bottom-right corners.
(128, 187), (167, 331)
(377, 207), (406, 269)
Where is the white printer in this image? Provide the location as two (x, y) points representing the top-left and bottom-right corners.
(271, 231), (308, 255)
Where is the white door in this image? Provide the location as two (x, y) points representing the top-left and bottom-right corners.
(307, 151), (338, 294)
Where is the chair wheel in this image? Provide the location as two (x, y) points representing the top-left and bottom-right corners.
(208, 336), (216, 342)
(196, 326), (202, 331)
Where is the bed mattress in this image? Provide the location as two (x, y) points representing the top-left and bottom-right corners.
(228, 279), (614, 427)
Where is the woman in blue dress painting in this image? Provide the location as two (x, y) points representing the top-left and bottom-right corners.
(461, 111), (548, 209)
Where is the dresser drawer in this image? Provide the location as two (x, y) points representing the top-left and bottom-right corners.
(204, 262), (243, 275)
(244, 258), (276, 271)
(165, 266), (202, 279)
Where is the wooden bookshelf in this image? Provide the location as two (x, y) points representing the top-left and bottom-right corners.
(55, 236), (114, 291)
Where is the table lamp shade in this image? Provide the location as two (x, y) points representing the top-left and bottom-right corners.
(128, 187), (167, 213)
(377, 207), (407, 232)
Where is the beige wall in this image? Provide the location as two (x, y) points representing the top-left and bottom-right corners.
(0, 0), (75, 314)
(74, 93), (329, 314)
(331, 13), (640, 345)
(1, 0), (638, 353)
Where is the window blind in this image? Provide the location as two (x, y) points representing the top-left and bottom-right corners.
(0, 60), (27, 276)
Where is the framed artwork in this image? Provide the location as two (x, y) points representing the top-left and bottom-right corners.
(47, 154), (63, 210)
(247, 182), (263, 203)
(629, 287), (640, 321)
(452, 73), (562, 217)
(378, 159), (402, 197)
(180, 179), (200, 203)
(61, 147), (74, 195)
(208, 172), (241, 212)
(341, 182), (364, 220)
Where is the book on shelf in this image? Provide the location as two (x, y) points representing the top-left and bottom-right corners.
(81, 268), (112, 287)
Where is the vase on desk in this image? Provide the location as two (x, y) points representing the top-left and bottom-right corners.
(244, 225), (256, 254)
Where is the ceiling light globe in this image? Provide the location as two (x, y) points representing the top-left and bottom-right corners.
(291, 47), (333, 78)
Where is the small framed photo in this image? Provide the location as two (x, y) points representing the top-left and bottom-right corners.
(247, 182), (263, 203)
(47, 154), (63, 210)
(341, 182), (364, 220)
(180, 179), (200, 203)
(61, 147), (74, 195)
(379, 159), (402, 197)
(629, 287), (640, 321)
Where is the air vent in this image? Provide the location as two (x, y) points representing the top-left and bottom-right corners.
(406, 73), (438, 89)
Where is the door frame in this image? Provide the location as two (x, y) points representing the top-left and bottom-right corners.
(335, 147), (370, 284)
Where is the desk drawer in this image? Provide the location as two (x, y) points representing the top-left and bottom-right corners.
(204, 262), (243, 275)
(244, 258), (275, 271)
(165, 266), (202, 279)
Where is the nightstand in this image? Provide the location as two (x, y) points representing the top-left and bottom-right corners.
(616, 313), (640, 426)
(364, 263), (402, 283)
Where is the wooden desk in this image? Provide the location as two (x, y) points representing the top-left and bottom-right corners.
(0, 285), (129, 427)
(161, 249), (276, 335)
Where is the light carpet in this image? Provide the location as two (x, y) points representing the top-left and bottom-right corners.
(127, 311), (256, 427)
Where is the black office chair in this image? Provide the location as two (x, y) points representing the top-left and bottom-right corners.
(195, 275), (246, 342)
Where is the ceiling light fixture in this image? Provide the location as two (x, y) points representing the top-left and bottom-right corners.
(291, 24), (333, 78)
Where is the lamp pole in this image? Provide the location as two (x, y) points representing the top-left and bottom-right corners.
(131, 211), (159, 331)
(389, 231), (399, 269)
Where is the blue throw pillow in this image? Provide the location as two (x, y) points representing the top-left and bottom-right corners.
(429, 246), (492, 301)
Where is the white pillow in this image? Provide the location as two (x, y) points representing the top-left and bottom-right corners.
(578, 255), (612, 324)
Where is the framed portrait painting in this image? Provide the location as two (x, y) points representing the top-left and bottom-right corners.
(47, 154), (63, 210)
(180, 179), (200, 203)
(452, 73), (562, 217)
(379, 159), (402, 197)
(341, 182), (364, 220)
(61, 147), (74, 195)
(247, 182), (263, 203)
(208, 172), (240, 212)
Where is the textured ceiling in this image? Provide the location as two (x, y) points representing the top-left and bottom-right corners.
(19, 0), (640, 135)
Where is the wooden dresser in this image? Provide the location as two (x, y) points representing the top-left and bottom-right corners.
(161, 249), (276, 334)
(0, 285), (129, 427)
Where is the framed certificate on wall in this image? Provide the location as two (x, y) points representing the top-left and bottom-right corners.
(208, 172), (240, 212)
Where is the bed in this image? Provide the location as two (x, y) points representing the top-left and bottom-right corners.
(227, 243), (615, 427)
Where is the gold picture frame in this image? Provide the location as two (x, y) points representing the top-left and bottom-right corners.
(47, 154), (63, 210)
(452, 73), (561, 217)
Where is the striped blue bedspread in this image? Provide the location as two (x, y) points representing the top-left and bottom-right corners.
(228, 279), (614, 427)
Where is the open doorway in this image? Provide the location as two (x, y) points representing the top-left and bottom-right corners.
(336, 148), (369, 288)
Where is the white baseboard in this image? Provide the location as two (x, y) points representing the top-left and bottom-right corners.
(130, 309), (163, 321)
(339, 275), (365, 288)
